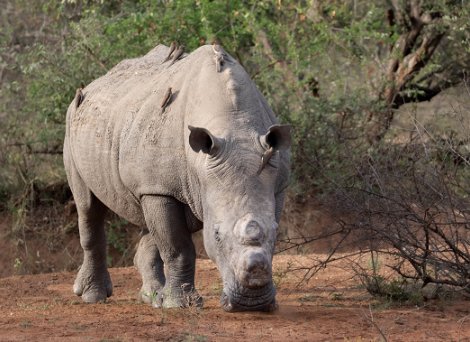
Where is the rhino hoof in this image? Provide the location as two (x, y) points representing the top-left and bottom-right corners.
(81, 289), (109, 303)
(151, 286), (203, 309)
(73, 268), (113, 303)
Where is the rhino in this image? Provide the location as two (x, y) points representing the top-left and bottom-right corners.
(63, 44), (291, 312)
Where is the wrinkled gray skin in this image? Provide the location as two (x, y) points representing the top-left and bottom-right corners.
(63, 44), (290, 312)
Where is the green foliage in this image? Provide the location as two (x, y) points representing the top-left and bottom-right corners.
(0, 0), (469, 279)
(106, 218), (128, 254)
(357, 253), (424, 305)
(365, 275), (424, 305)
(106, 217), (134, 267)
(2, 0), (468, 202)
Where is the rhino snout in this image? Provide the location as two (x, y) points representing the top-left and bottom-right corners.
(236, 248), (272, 289)
(220, 284), (277, 312)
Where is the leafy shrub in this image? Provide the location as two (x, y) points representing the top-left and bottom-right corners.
(0, 0), (468, 280)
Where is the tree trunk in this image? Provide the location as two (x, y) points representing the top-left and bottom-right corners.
(366, 1), (446, 143)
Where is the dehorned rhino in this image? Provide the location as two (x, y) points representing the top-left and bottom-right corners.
(63, 44), (291, 312)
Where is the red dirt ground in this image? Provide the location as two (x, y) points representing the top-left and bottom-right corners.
(0, 255), (469, 341)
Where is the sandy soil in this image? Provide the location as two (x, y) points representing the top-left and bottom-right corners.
(0, 255), (469, 342)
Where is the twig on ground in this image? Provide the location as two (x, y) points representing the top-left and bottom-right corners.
(360, 304), (388, 342)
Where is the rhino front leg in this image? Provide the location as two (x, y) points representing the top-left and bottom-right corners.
(134, 232), (166, 304)
(141, 195), (202, 308)
(71, 179), (112, 303)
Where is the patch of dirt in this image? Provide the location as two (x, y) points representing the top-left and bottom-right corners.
(0, 255), (469, 341)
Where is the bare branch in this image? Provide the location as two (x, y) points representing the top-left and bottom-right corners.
(367, 2), (453, 142)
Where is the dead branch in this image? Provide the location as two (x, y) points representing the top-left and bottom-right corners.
(367, 2), (451, 143)
(291, 130), (470, 292)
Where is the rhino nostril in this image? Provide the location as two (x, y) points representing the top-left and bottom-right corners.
(246, 252), (267, 273)
(238, 251), (271, 289)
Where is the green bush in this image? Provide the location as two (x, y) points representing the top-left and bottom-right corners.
(0, 0), (468, 278)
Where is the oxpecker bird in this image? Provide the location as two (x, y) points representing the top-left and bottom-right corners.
(168, 45), (185, 67)
(163, 41), (177, 63)
(212, 43), (227, 72)
(75, 88), (84, 109)
(257, 147), (275, 175)
(160, 87), (173, 112)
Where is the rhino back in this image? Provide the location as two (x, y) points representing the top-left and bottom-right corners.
(65, 45), (189, 225)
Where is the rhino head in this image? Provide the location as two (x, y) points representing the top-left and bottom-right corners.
(187, 124), (290, 312)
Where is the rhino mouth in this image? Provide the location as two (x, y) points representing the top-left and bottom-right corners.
(220, 283), (277, 312)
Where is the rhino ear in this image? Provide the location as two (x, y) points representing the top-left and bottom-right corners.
(188, 126), (223, 155)
(261, 124), (291, 151)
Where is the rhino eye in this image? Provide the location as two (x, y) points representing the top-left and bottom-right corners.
(214, 225), (222, 244)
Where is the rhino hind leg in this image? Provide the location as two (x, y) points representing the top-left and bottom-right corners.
(67, 164), (112, 303)
(134, 232), (166, 304)
(141, 195), (202, 309)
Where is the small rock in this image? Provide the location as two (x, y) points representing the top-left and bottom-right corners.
(422, 283), (440, 300)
